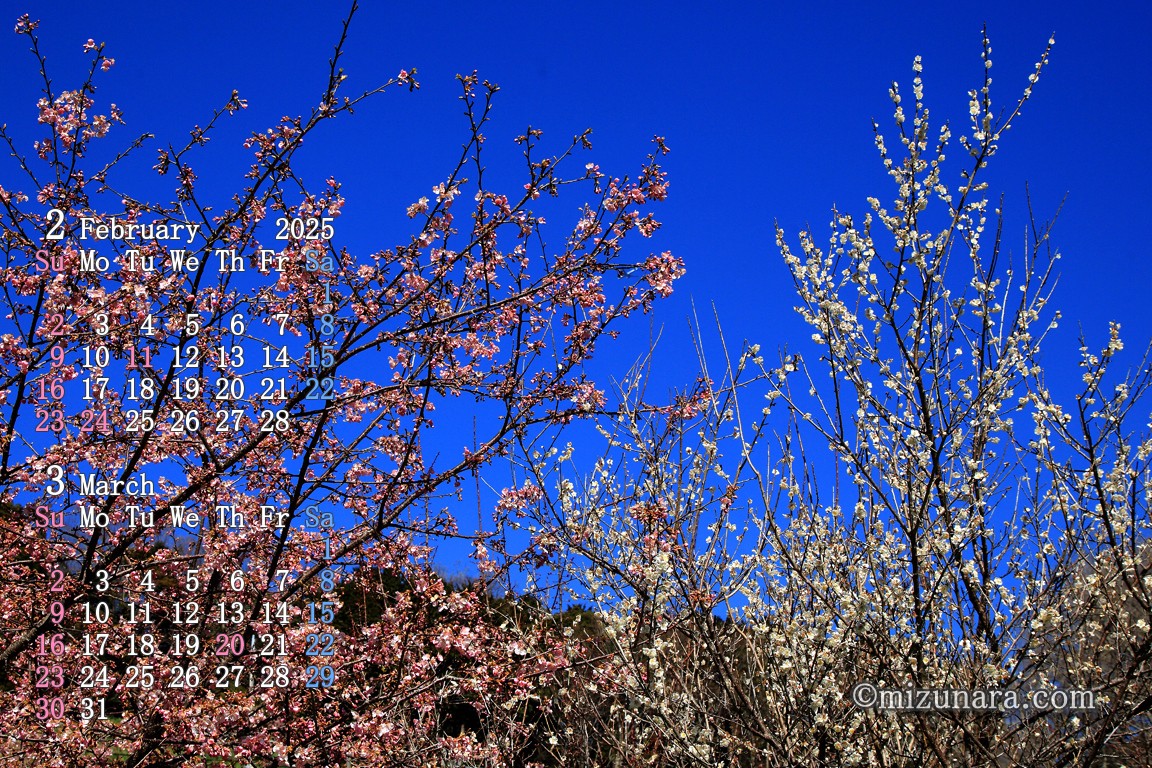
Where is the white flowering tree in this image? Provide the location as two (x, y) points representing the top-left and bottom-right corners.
(503, 31), (1152, 768)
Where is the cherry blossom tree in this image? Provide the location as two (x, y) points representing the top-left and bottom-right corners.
(0, 5), (681, 766)
(512, 32), (1152, 768)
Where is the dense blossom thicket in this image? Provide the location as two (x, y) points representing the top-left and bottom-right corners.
(2, 7), (1149, 768)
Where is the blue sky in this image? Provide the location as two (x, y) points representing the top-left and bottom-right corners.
(3, 1), (1150, 580)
